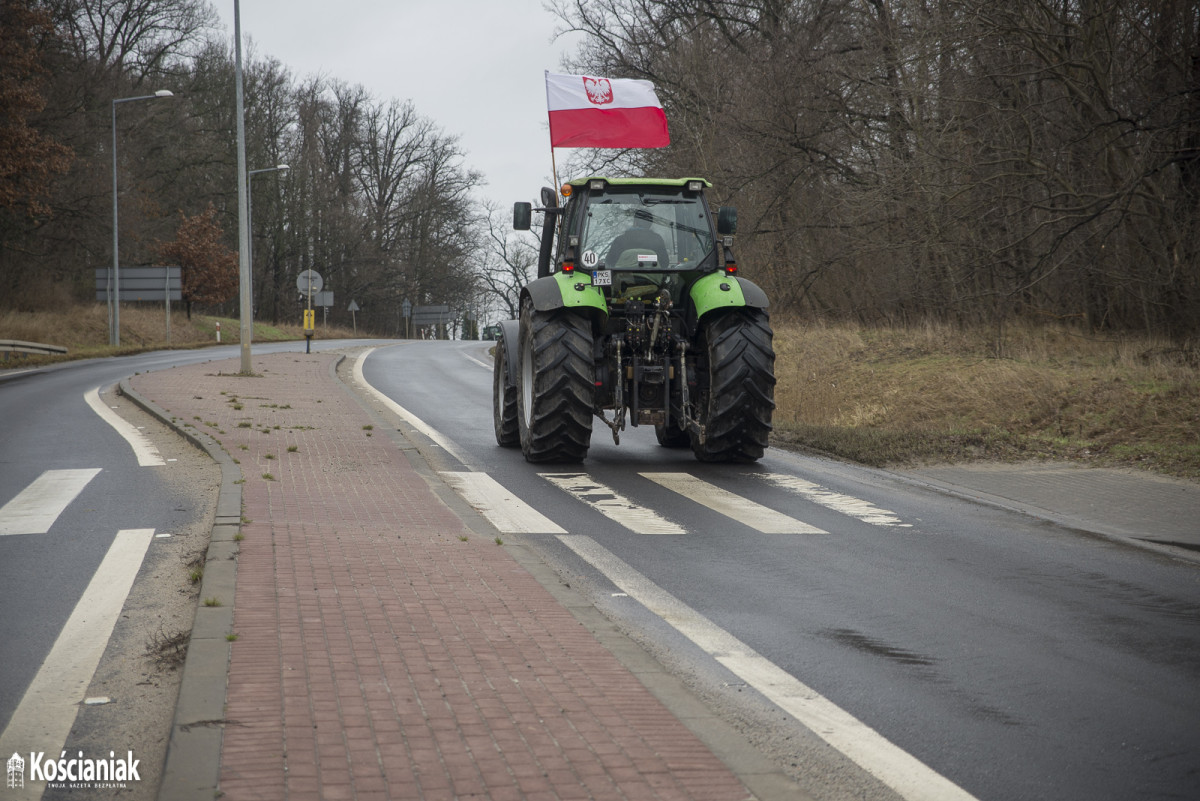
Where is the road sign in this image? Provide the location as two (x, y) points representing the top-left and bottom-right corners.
(315, 291), (333, 308)
(402, 298), (412, 318)
(347, 300), (360, 312)
(296, 270), (323, 295)
(94, 266), (181, 302)
(411, 305), (451, 326)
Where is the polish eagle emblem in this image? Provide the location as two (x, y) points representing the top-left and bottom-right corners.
(582, 76), (614, 105)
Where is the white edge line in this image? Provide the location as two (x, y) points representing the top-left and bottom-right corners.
(85, 386), (165, 466)
(0, 528), (155, 799)
(461, 350), (492, 370)
(352, 347), (474, 465)
(556, 534), (980, 801)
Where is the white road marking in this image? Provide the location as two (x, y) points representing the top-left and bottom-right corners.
(353, 348), (474, 465)
(0, 469), (102, 536)
(756, 473), (911, 527)
(641, 472), (826, 534)
(542, 473), (686, 535)
(84, 387), (165, 466)
(0, 528), (155, 800)
(557, 534), (980, 801)
(461, 350), (492, 370)
(439, 472), (566, 534)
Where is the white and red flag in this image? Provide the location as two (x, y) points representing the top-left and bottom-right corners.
(545, 71), (670, 149)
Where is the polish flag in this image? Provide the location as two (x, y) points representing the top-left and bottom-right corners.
(545, 71), (670, 149)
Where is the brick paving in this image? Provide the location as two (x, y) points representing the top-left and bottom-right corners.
(131, 351), (753, 801)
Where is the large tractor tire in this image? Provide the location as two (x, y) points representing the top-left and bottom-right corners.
(517, 303), (594, 462)
(692, 308), (775, 462)
(493, 330), (519, 446)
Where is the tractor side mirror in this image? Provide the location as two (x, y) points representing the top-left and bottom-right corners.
(513, 202), (532, 231)
(540, 186), (558, 208)
(717, 206), (737, 236)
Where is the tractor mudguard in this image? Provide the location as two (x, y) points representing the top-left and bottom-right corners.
(689, 272), (769, 321)
(736, 276), (770, 309)
(497, 318), (521, 389)
(522, 272), (608, 315)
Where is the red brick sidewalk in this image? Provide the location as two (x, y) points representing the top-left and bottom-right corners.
(131, 351), (753, 801)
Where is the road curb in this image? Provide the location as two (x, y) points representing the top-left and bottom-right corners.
(119, 377), (242, 801)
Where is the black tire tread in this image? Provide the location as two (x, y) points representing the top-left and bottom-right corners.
(493, 332), (519, 446)
(693, 309), (775, 462)
(519, 306), (594, 462)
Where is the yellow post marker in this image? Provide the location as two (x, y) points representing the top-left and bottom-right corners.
(303, 309), (315, 353)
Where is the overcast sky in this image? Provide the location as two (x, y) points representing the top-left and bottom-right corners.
(212, 0), (584, 209)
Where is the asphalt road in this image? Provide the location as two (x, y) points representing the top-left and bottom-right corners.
(0, 340), (382, 741)
(361, 339), (1200, 801)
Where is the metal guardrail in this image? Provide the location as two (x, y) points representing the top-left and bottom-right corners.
(0, 339), (69, 358)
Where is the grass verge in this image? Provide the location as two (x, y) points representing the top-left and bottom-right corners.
(0, 304), (354, 366)
(772, 319), (1200, 480)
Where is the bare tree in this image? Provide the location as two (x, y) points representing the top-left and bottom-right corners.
(47, 0), (215, 78)
(477, 201), (538, 320)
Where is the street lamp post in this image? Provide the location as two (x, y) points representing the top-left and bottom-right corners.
(247, 164), (290, 340)
(110, 89), (173, 347)
(233, 0), (255, 373)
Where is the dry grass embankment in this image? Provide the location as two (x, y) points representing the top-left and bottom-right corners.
(772, 319), (1200, 480)
(0, 304), (351, 363)
(5, 305), (1197, 480)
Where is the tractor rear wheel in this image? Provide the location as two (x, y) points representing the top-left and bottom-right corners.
(692, 309), (775, 462)
(517, 303), (594, 462)
(493, 330), (519, 446)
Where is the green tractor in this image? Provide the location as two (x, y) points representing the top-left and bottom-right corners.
(493, 176), (775, 463)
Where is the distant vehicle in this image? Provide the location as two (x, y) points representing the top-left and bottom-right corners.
(482, 325), (502, 341)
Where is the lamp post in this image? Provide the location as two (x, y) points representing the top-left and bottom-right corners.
(247, 163), (290, 335)
(233, 0), (255, 372)
(110, 89), (173, 347)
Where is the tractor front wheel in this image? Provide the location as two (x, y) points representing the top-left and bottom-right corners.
(517, 303), (594, 462)
(655, 420), (690, 448)
(692, 309), (775, 462)
(493, 329), (519, 446)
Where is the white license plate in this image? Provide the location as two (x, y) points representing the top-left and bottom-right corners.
(592, 270), (612, 286)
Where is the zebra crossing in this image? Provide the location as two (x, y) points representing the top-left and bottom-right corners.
(438, 469), (910, 536)
(0, 469), (102, 536)
(0, 386), (170, 537)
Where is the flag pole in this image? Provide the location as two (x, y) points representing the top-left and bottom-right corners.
(545, 71), (560, 201)
(551, 148), (560, 202)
